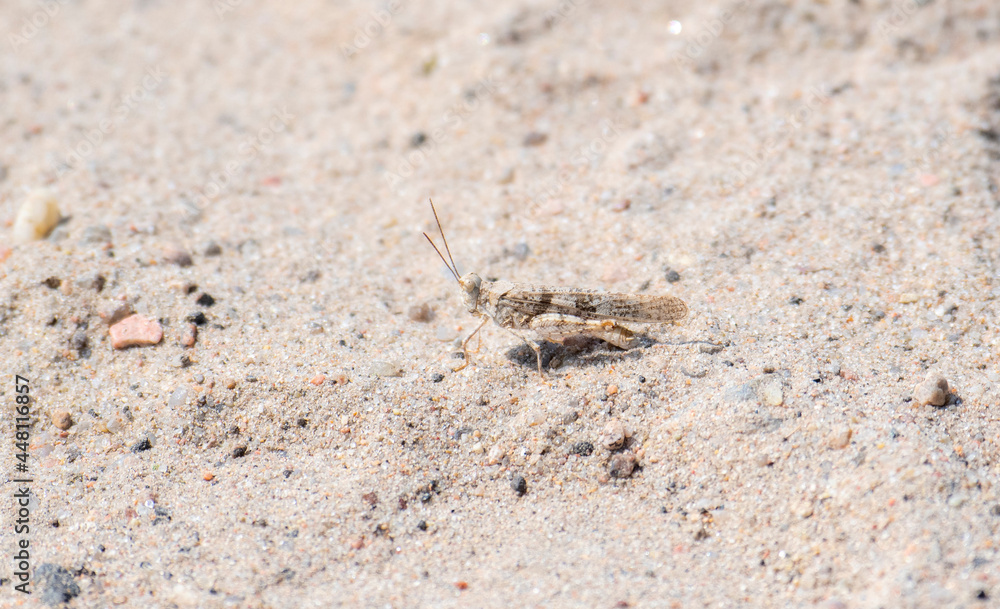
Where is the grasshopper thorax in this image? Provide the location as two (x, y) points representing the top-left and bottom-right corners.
(458, 272), (482, 313)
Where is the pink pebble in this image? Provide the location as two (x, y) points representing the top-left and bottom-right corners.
(109, 314), (163, 349)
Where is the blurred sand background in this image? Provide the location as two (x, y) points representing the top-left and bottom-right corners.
(2, 0), (1000, 607)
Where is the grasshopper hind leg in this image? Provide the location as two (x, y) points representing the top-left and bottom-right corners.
(529, 314), (637, 350)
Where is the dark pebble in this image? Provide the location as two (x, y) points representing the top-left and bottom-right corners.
(789, 296), (804, 305)
(203, 241), (222, 256)
(665, 269), (681, 283)
(35, 563), (80, 606)
(186, 311), (207, 325)
(417, 520), (428, 531)
(511, 474), (527, 495)
(523, 132), (547, 146)
(42, 277), (61, 289)
(196, 292), (216, 306)
(431, 373), (445, 383)
(130, 437), (153, 453)
(410, 132), (427, 147)
(570, 441), (594, 456)
(70, 331), (88, 351)
(232, 445), (248, 458)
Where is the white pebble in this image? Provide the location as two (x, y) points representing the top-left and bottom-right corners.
(12, 189), (61, 243)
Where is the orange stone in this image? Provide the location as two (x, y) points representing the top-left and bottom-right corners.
(109, 314), (163, 349)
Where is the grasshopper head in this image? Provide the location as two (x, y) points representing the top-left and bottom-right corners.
(458, 272), (482, 313)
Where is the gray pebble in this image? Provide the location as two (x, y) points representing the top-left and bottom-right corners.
(724, 383), (756, 402)
(407, 302), (434, 323)
(163, 245), (193, 267)
(167, 387), (188, 409)
(699, 343), (723, 354)
(80, 225), (112, 244)
(69, 331), (88, 351)
(130, 437), (153, 453)
(608, 452), (637, 478)
(665, 268), (681, 283)
(373, 361), (404, 377)
(36, 563), (80, 606)
(511, 474), (527, 495)
(203, 241), (222, 256)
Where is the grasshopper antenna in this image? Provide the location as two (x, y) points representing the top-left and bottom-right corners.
(423, 200), (461, 282)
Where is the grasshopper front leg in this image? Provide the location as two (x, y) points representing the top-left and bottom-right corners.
(453, 316), (490, 372)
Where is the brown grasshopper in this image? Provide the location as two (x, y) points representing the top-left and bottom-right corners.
(423, 200), (688, 375)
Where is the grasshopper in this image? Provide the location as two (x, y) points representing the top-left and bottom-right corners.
(423, 200), (688, 375)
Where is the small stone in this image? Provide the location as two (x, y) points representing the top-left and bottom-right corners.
(69, 331), (88, 351)
(130, 437), (153, 453)
(407, 302), (434, 322)
(167, 387), (188, 409)
(417, 520), (428, 531)
(925, 372), (949, 393)
(430, 373), (445, 383)
(99, 302), (134, 326)
(914, 381), (947, 407)
(522, 132), (547, 146)
(12, 189), (60, 243)
(497, 167), (515, 184)
(828, 427), (853, 449)
(232, 445), (248, 458)
(203, 472), (215, 481)
(109, 315), (163, 349)
(36, 563), (80, 606)
(435, 325), (458, 341)
(51, 410), (74, 430)
(759, 381), (784, 406)
(180, 323), (197, 348)
(569, 441), (594, 456)
(310, 374), (325, 386)
(725, 383), (756, 402)
(373, 361), (404, 377)
(665, 268), (681, 283)
(196, 292), (215, 307)
(186, 311), (207, 325)
(80, 225), (112, 245)
(608, 451), (637, 478)
(486, 443), (506, 464)
(898, 293), (919, 304)
(600, 420), (626, 450)
(699, 343), (723, 354)
(410, 132), (427, 147)
(511, 474), (527, 495)
(203, 241), (222, 256)
(162, 245), (193, 267)
(611, 199), (631, 212)
(470, 442), (484, 454)
(606, 384), (619, 396)
(559, 407), (579, 424)
(793, 499), (814, 518)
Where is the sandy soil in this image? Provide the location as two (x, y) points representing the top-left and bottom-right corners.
(2, 0), (1000, 607)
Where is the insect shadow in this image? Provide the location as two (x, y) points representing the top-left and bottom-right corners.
(504, 334), (660, 372)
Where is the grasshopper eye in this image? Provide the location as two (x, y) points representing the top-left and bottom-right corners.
(458, 273), (481, 312)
